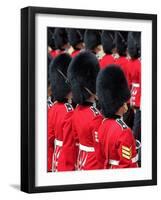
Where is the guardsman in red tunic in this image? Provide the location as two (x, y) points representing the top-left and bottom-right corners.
(84, 30), (104, 62)
(67, 29), (85, 57)
(50, 28), (70, 58)
(47, 53), (73, 172)
(99, 30), (115, 69)
(114, 31), (129, 81)
(68, 51), (103, 170)
(112, 31), (135, 130)
(95, 65), (138, 169)
(127, 32), (141, 108)
(127, 32), (141, 156)
(47, 28), (56, 58)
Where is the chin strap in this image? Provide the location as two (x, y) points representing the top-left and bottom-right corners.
(57, 68), (98, 101)
(84, 87), (98, 101)
(56, 68), (71, 86)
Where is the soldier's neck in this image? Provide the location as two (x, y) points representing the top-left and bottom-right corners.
(87, 95), (95, 104)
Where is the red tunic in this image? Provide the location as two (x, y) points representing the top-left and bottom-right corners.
(47, 101), (74, 172)
(99, 54), (115, 69)
(94, 117), (138, 169)
(72, 103), (103, 170)
(127, 58), (141, 107)
(114, 56), (129, 82)
(71, 50), (80, 58)
(57, 109), (78, 171)
(49, 49), (65, 58)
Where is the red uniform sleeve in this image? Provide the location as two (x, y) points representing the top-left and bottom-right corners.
(92, 115), (105, 169)
(116, 128), (138, 168)
(47, 108), (55, 172)
(57, 111), (78, 171)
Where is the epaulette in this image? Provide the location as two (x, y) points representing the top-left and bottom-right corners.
(47, 97), (54, 108)
(90, 106), (100, 116)
(47, 100), (53, 108)
(65, 103), (73, 112)
(116, 118), (128, 129)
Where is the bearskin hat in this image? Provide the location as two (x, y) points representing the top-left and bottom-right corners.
(96, 65), (130, 117)
(68, 51), (100, 104)
(127, 32), (141, 59)
(101, 30), (115, 54)
(84, 30), (101, 50)
(47, 53), (53, 86)
(53, 28), (68, 50)
(48, 28), (55, 50)
(49, 53), (72, 102)
(115, 31), (128, 56)
(67, 29), (83, 49)
(79, 29), (85, 40)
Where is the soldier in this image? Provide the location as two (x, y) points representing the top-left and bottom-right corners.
(95, 65), (138, 169)
(48, 28), (56, 58)
(114, 31), (135, 129)
(68, 51), (103, 170)
(50, 28), (70, 58)
(127, 32), (141, 152)
(84, 30), (104, 60)
(114, 31), (129, 81)
(47, 52), (53, 109)
(47, 53), (73, 172)
(67, 29), (85, 57)
(99, 30), (116, 69)
(127, 32), (141, 109)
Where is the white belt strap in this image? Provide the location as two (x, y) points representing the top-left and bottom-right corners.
(55, 139), (63, 147)
(131, 154), (139, 163)
(109, 154), (138, 165)
(109, 159), (119, 166)
(132, 83), (140, 88)
(79, 144), (95, 152)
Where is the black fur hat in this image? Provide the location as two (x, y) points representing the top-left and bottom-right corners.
(127, 32), (141, 59)
(101, 30), (115, 54)
(49, 53), (72, 102)
(96, 65), (130, 117)
(68, 51), (100, 104)
(79, 29), (85, 40)
(115, 31), (128, 56)
(48, 28), (55, 49)
(67, 29), (83, 49)
(53, 28), (68, 50)
(84, 30), (101, 50)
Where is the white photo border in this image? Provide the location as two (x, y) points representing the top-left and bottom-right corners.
(35, 13), (152, 187)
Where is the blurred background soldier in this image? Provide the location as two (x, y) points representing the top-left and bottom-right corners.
(114, 31), (135, 129)
(47, 27), (56, 58)
(114, 31), (129, 78)
(68, 51), (102, 170)
(84, 29), (104, 61)
(127, 32), (141, 165)
(47, 28), (55, 108)
(95, 65), (138, 169)
(47, 53), (73, 172)
(52, 28), (70, 57)
(99, 30), (116, 69)
(67, 28), (85, 57)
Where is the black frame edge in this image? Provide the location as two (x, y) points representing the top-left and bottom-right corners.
(21, 7), (36, 193)
(21, 7), (29, 193)
(152, 14), (157, 185)
(24, 6), (156, 20)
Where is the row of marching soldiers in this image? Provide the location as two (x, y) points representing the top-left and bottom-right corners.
(47, 28), (141, 172)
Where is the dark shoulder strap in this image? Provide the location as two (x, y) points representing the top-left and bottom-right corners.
(116, 118), (128, 129)
(64, 103), (73, 112)
(90, 106), (100, 116)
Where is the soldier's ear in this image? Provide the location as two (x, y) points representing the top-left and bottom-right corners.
(123, 103), (128, 114)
